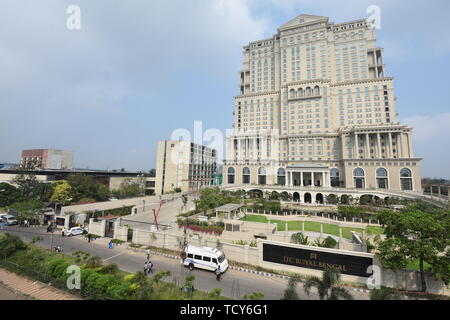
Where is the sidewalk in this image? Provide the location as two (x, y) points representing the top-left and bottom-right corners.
(0, 268), (79, 300)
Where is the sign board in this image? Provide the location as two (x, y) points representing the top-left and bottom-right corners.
(198, 215), (208, 222)
(262, 243), (373, 278)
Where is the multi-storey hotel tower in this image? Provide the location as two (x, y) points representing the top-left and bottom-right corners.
(223, 14), (422, 202)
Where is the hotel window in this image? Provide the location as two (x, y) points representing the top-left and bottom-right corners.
(353, 168), (365, 189)
(376, 168), (389, 189)
(400, 168), (413, 191)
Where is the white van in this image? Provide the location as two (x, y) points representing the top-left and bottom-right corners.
(183, 246), (228, 273)
(1, 215), (19, 226)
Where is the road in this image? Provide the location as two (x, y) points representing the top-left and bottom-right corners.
(0, 226), (369, 300)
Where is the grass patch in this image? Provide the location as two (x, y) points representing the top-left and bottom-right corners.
(366, 226), (384, 235)
(241, 215), (381, 240)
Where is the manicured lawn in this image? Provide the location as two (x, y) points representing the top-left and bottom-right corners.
(366, 226), (384, 235)
(240, 215), (380, 240)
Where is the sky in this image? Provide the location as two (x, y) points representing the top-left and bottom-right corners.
(0, 0), (449, 178)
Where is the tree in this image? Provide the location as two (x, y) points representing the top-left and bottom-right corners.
(50, 181), (74, 205)
(13, 162), (40, 201)
(67, 174), (111, 202)
(369, 287), (403, 300)
(115, 178), (145, 198)
(326, 194), (338, 205)
(282, 275), (300, 300)
(0, 183), (20, 208)
(303, 269), (353, 300)
(376, 208), (450, 292)
(8, 200), (46, 223)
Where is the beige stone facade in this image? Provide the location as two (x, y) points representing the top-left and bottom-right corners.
(155, 140), (217, 195)
(224, 14), (422, 196)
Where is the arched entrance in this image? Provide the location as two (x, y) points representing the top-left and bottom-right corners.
(304, 193), (312, 204)
(293, 192), (300, 202)
(316, 193), (324, 204)
(249, 189), (263, 199)
(340, 194), (350, 205)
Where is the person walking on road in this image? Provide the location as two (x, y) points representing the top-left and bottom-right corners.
(61, 227), (66, 237)
(148, 261), (154, 274)
(215, 265), (222, 282)
(144, 261), (149, 275)
(108, 240), (113, 249)
(87, 233), (92, 243)
(146, 248), (151, 260)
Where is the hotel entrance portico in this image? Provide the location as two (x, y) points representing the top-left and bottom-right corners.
(286, 164), (330, 188)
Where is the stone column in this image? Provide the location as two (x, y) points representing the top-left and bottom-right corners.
(355, 133), (359, 159)
(388, 132), (393, 158)
(365, 133), (370, 159)
(311, 172), (315, 186)
(300, 172), (304, 187)
(238, 138), (242, 160)
(377, 133), (382, 158)
(253, 137), (257, 161)
(399, 132), (404, 158)
(408, 133), (414, 157)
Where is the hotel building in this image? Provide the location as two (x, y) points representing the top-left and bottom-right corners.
(223, 14), (422, 201)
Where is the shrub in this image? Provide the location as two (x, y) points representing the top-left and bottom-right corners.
(291, 232), (310, 245)
(0, 234), (28, 258)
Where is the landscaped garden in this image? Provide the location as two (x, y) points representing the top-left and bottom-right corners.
(240, 214), (381, 240)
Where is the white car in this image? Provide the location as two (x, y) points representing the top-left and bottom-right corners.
(109, 197), (118, 201)
(66, 227), (87, 237)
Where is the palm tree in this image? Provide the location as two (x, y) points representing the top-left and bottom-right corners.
(282, 275), (301, 300)
(303, 269), (354, 300)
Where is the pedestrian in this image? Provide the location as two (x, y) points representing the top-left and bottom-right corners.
(144, 261), (149, 275)
(61, 227), (66, 237)
(148, 261), (153, 274)
(108, 240), (113, 249)
(87, 233), (92, 243)
(146, 248), (151, 260)
(215, 265), (221, 282)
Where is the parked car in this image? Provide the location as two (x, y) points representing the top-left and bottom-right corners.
(66, 227), (87, 237)
(1, 215), (19, 226)
(109, 197), (118, 201)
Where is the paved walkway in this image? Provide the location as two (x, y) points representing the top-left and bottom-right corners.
(0, 268), (79, 300)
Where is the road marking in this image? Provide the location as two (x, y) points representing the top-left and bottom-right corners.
(103, 252), (126, 262)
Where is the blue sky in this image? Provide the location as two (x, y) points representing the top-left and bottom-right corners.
(0, 0), (449, 178)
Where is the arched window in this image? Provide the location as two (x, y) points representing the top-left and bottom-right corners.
(314, 86), (320, 96)
(376, 168), (388, 189)
(400, 168), (413, 191)
(290, 89), (296, 98)
(298, 88), (304, 97)
(305, 87), (311, 96)
(330, 168), (340, 187)
(227, 167), (235, 184)
(277, 168), (286, 185)
(258, 167), (266, 185)
(242, 167), (250, 184)
(353, 168), (365, 189)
